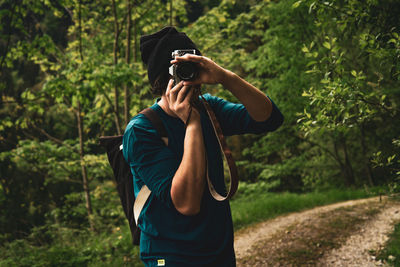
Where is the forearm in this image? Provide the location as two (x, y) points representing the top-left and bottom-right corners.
(175, 54), (273, 121)
(221, 70), (272, 122)
(170, 119), (206, 215)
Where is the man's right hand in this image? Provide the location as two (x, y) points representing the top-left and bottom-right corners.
(165, 79), (200, 125)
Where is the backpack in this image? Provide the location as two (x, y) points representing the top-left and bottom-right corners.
(99, 107), (167, 245)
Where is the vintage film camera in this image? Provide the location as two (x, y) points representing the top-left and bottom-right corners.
(169, 49), (198, 84)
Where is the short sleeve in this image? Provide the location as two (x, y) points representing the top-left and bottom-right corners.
(123, 114), (179, 208)
(202, 94), (284, 136)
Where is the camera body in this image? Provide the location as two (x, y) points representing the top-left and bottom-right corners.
(169, 49), (198, 84)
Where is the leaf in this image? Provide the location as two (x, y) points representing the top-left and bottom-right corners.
(351, 70), (357, 77)
(292, 1), (302, 8)
(309, 2), (316, 14)
(320, 79), (330, 84)
(323, 42), (331, 49)
(306, 61), (317, 67)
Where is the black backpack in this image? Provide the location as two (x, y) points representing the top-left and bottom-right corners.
(99, 108), (167, 245)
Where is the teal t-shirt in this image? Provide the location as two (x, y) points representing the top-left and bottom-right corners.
(123, 94), (283, 266)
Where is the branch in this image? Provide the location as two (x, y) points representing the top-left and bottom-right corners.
(22, 129), (37, 141)
(78, 0), (84, 61)
(20, 133), (82, 185)
(31, 13), (65, 61)
(355, 93), (395, 114)
(63, 6), (74, 20)
(112, 0), (121, 52)
(116, 0), (146, 35)
(137, 3), (153, 18)
(28, 122), (79, 153)
(0, 0), (18, 72)
(298, 135), (340, 163)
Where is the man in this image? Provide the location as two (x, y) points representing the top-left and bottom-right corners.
(123, 26), (283, 266)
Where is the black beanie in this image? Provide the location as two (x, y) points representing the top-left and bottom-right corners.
(140, 26), (201, 86)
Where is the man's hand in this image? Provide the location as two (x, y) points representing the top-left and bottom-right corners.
(171, 54), (229, 86)
(165, 79), (200, 125)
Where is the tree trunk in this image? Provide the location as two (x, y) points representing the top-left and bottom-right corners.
(342, 138), (356, 186)
(77, 101), (94, 231)
(112, 0), (122, 134)
(360, 123), (374, 186)
(170, 0), (173, 25)
(133, 11), (139, 108)
(133, 13), (137, 63)
(124, 0), (132, 125)
(77, 0), (94, 231)
(333, 140), (347, 184)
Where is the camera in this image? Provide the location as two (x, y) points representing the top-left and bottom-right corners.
(169, 49), (198, 84)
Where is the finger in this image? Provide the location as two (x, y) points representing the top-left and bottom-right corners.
(182, 86), (194, 105)
(165, 79), (174, 97)
(176, 85), (191, 103)
(181, 54), (207, 63)
(170, 54), (206, 64)
(183, 80), (199, 86)
(169, 81), (183, 102)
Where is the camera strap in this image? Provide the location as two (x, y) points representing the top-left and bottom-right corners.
(200, 96), (239, 201)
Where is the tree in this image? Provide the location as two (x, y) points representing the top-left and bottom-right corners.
(298, 0), (400, 187)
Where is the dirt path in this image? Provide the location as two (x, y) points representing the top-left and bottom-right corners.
(234, 196), (400, 266)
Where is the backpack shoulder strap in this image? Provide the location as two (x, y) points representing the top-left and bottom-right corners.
(133, 107), (168, 225)
(140, 107), (168, 146)
(134, 184), (151, 225)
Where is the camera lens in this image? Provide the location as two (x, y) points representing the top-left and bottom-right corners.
(176, 62), (197, 81)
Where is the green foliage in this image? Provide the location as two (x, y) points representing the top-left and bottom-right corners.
(297, 0), (400, 187)
(0, 239), (91, 267)
(0, 223), (143, 267)
(372, 138), (400, 194)
(377, 222), (400, 266)
(0, 178), (142, 266)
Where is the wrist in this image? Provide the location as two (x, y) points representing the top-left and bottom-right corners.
(185, 109), (201, 129)
(219, 69), (236, 87)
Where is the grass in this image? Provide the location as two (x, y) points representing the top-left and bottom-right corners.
(377, 222), (400, 266)
(0, 224), (143, 267)
(231, 188), (374, 231)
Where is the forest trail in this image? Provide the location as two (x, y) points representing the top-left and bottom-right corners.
(234, 196), (400, 266)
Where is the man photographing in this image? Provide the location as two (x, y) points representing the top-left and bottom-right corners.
(123, 26), (283, 266)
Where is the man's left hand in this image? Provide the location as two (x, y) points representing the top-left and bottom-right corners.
(170, 54), (229, 86)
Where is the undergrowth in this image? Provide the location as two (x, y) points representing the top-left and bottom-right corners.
(0, 188), (377, 266)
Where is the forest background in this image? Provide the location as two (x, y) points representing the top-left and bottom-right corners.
(0, 0), (399, 266)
